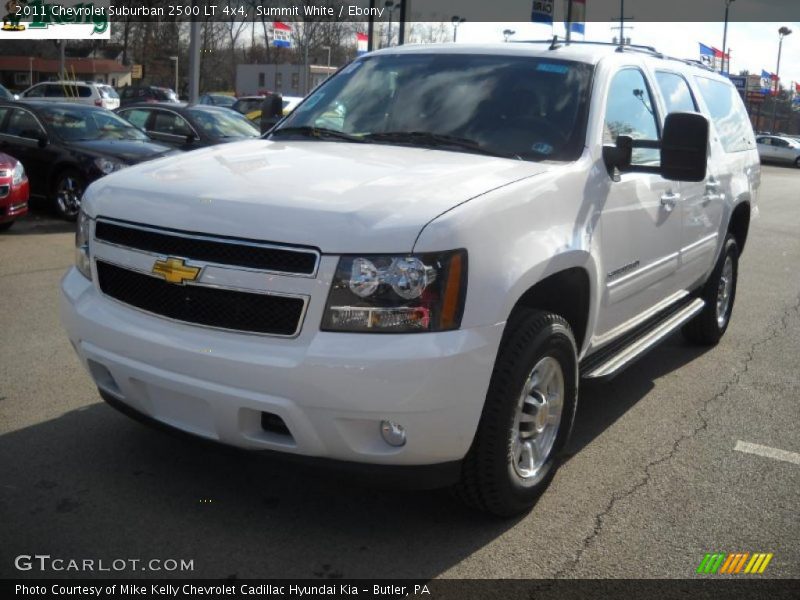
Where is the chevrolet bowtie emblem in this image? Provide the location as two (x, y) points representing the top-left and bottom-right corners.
(152, 257), (201, 285)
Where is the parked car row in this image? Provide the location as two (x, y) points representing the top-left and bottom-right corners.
(0, 98), (261, 224)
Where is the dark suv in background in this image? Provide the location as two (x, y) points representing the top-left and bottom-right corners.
(119, 86), (179, 107)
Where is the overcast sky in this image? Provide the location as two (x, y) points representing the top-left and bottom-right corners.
(456, 21), (800, 87)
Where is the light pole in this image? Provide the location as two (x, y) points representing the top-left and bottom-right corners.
(451, 16), (465, 43)
(321, 45), (331, 68)
(385, 1), (400, 47)
(169, 56), (179, 95)
(721, 0), (735, 74)
(28, 56), (33, 87)
(503, 29), (516, 43)
(770, 26), (792, 133)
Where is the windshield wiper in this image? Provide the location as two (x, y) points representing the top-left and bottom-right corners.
(363, 131), (518, 159)
(270, 126), (364, 143)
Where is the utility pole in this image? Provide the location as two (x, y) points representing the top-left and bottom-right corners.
(722, 0), (735, 74)
(188, 19), (200, 102)
(770, 26), (792, 133)
(565, 0), (573, 44)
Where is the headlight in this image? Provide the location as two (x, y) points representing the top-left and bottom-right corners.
(75, 209), (92, 281)
(322, 250), (467, 333)
(94, 157), (125, 175)
(11, 161), (26, 186)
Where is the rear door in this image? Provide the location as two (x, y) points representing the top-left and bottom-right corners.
(684, 75), (756, 287)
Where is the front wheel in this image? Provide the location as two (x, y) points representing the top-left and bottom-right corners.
(52, 169), (85, 221)
(683, 234), (739, 345)
(0, 220), (15, 232)
(453, 309), (578, 516)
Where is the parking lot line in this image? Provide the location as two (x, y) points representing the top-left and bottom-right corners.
(734, 441), (800, 466)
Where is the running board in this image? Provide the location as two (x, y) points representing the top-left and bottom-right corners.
(581, 298), (705, 380)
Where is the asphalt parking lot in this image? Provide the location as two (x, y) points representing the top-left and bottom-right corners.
(1, 165), (798, 580)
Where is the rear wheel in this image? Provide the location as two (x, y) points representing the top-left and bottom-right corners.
(683, 234), (739, 345)
(0, 220), (14, 232)
(52, 169), (85, 221)
(454, 309), (578, 516)
(795, 157), (800, 168)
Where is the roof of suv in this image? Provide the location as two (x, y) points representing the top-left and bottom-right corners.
(369, 41), (718, 77)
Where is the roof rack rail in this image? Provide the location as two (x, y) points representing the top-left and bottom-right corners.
(512, 39), (718, 72)
(512, 39), (660, 53)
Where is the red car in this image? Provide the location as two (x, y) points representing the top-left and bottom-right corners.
(0, 153), (29, 231)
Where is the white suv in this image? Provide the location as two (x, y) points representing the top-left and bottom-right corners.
(61, 42), (759, 515)
(21, 81), (120, 110)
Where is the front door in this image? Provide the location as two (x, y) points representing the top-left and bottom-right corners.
(594, 67), (684, 344)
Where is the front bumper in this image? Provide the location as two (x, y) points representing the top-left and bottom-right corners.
(61, 267), (503, 466)
(0, 180), (28, 223)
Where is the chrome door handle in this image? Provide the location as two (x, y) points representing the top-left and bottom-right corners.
(660, 192), (680, 212)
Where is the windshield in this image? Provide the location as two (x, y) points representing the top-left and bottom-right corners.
(187, 107), (260, 138)
(41, 106), (150, 142)
(272, 54), (593, 161)
(212, 95), (236, 107)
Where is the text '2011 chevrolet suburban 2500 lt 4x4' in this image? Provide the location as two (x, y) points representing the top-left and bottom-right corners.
(61, 42), (759, 516)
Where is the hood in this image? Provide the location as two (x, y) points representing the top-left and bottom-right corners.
(85, 139), (551, 253)
(66, 139), (174, 164)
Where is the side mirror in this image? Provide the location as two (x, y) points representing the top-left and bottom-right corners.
(602, 135), (632, 181)
(185, 133), (198, 145)
(37, 134), (48, 148)
(661, 112), (709, 182)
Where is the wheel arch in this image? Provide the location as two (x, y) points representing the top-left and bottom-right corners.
(506, 265), (593, 353)
(728, 200), (751, 256)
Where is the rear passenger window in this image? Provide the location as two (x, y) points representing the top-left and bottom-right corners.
(655, 72), (698, 113)
(152, 111), (192, 137)
(45, 84), (66, 97)
(694, 76), (754, 153)
(605, 68), (660, 166)
(121, 109), (151, 130)
(6, 109), (43, 139)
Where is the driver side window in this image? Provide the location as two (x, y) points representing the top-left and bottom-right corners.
(604, 68), (661, 166)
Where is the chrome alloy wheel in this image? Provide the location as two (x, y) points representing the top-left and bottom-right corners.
(56, 175), (83, 218)
(511, 356), (564, 483)
(716, 255), (734, 328)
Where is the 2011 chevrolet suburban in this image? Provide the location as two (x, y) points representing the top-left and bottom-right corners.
(61, 42), (760, 516)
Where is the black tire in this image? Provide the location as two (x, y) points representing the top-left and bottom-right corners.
(0, 220), (14, 232)
(795, 157), (800, 169)
(453, 309), (578, 516)
(52, 169), (85, 221)
(683, 234), (739, 345)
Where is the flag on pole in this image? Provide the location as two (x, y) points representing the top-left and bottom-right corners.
(770, 72), (780, 96)
(356, 32), (368, 55)
(531, 0), (555, 25)
(566, 0), (586, 35)
(271, 21), (292, 48)
(761, 70), (773, 94)
(699, 43), (715, 66)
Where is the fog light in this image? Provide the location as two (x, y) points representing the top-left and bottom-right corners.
(380, 420), (407, 447)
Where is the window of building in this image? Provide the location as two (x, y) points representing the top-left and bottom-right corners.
(275, 72), (282, 88)
(258, 73), (265, 87)
(291, 73), (299, 89)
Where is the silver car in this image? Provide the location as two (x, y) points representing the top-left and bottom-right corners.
(756, 135), (800, 167)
